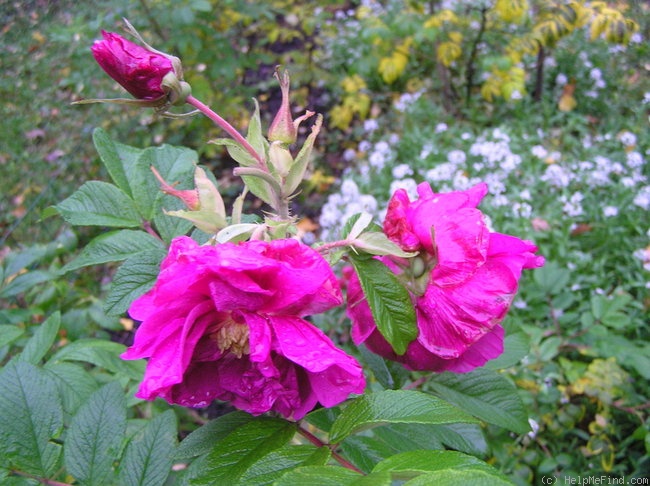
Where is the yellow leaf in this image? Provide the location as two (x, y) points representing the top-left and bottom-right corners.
(448, 31), (463, 44)
(424, 9), (458, 29)
(341, 75), (366, 93)
(481, 79), (500, 102)
(589, 14), (609, 40)
(495, 0), (529, 24)
(378, 51), (409, 84)
(329, 104), (353, 130)
(436, 41), (462, 67)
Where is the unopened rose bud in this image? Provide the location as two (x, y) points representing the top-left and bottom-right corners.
(151, 166), (227, 234)
(92, 31), (173, 100)
(268, 69), (297, 144)
(151, 166), (199, 209)
(90, 24), (189, 106)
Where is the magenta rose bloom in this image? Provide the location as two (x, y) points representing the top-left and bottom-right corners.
(346, 182), (544, 373)
(91, 31), (174, 100)
(122, 236), (365, 420)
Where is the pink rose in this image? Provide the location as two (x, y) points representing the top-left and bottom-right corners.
(122, 236), (365, 420)
(346, 182), (544, 373)
(91, 31), (174, 100)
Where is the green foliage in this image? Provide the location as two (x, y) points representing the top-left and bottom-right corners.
(329, 390), (478, 443)
(348, 254), (418, 355)
(2, 0), (649, 483)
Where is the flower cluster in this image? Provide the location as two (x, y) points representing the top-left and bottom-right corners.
(122, 237), (365, 420)
(346, 182), (544, 372)
(85, 23), (543, 421)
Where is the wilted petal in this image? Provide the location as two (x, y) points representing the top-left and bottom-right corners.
(270, 315), (365, 408)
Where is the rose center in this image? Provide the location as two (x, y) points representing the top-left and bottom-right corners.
(211, 315), (250, 358)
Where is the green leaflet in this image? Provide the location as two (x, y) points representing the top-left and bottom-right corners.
(93, 127), (143, 197)
(118, 410), (177, 486)
(189, 418), (295, 486)
(0, 361), (63, 477)
(14, 312), (60, 365)
(349, 254), (417, 355)
(55, 181), (142, 228)
(329, 390), (478, 443)
(64, 381), (126, 486)
(104, 249), (166, 316)
(60, 229), (165, 273)
(427, 368), (531, 434)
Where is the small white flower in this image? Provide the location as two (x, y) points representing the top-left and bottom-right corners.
(633, 186), (650, 210)
(420, 142), (435, 159)
(603, 206), (618, 217)
(626, 151), (644, 168)
(492, 194), (510, 207)
(619, 131), (637, 147)
(358, 140), (372, 152)
(340, 179), (359, 198)
(343, 148), (357, 162)
(447, 149), (466, 165)
(435, 122), (448, 133)
(513, 202), (532, 218)
(544, 56), (557, 68)
(531, 145), (548, 159)
(556, 73), (568, 86)
(389, 178), (418, 199)
(391, 163), (413, 179)
(363, 118), (379, 133)
(630, 32), (643, 44)
(513, 299), (528, 309)
(368, 151), (386, 170)
(589, 68), (603, 80)
(541, 164), (572, 188)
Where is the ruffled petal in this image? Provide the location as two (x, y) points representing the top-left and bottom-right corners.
(441, 325), (504, 373)
(246, 239), (343, 315)
(269, 315), (365, 408)
(125, 299), (215, 400)
(416, 257), (515, 359)
(429, 207), (489, 286)
(384, 189), (421, 251)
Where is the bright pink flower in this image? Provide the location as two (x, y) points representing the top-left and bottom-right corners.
(122, 236), (365, 420)
(91, 31), (174, 100)
(347, 182), (544, 372)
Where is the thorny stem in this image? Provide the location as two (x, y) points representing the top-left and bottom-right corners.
(297, 424), (363, 474)
(315, 239), (352, 254)
(186, 95), (266, 169)
(142, 219), (163, 241)
(10, 470), (72, 486)
(404, 375), (429, 390)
